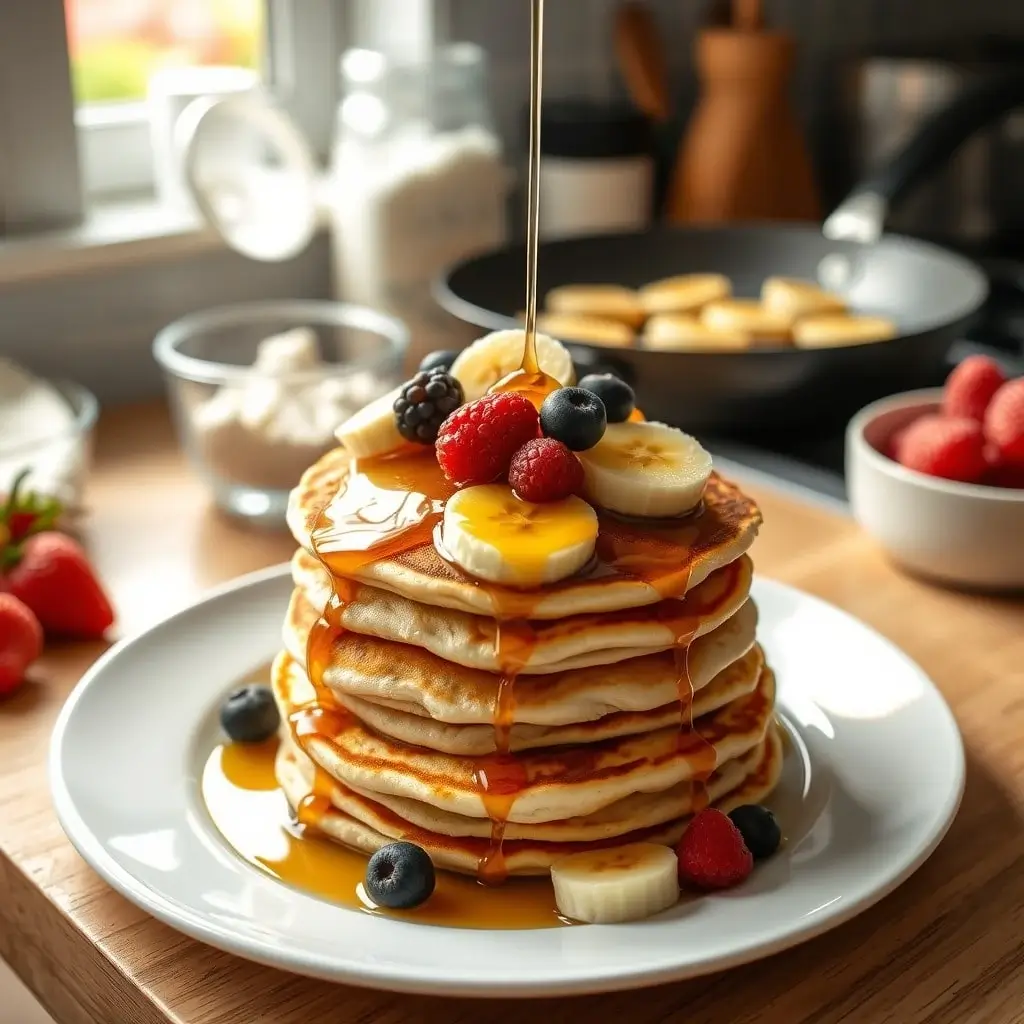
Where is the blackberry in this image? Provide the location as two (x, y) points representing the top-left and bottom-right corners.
(393, 369), (464, 445)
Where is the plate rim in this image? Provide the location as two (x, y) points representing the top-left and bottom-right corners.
(49, 566), (966, 998)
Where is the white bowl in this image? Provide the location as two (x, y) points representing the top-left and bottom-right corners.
(846, 388), (1024, 591)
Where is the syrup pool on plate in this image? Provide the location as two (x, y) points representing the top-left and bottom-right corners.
(201, 735), (568, 929)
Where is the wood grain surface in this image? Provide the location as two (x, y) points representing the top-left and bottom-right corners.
(1, 403), (1022, 1024)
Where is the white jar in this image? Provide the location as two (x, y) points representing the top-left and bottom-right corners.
(329, 45), (508, 363)
(537, 101), (654, 240)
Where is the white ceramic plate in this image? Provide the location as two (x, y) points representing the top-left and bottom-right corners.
(50, 565), (964, 998)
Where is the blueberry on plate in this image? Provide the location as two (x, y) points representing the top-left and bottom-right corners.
(540, 386), (607, 451)
(577, 373), (635, 424)
(728, 804), (781, 860)
(219, 685), (280, 743)
(364, 842), (436, 909)
(393, 369), (464, 444)
(418, 349), (458, 373)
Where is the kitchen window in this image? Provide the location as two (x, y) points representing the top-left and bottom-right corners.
(0, 0), (341, 239)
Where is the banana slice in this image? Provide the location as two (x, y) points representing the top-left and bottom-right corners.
(579, 421), (712, 518)
(439, 484), (598, 588)
(334, 385), (404, 459)
(700, 300), (792, 345)
(792, 314), (898, 348)
(639, 273), (731, 315)
(761, 276), (846, 322)
(545, 284), (646, 329)
(450, 330), (575, 402)
(642, 314), (750, 351)
(534, 312), (635, 349)
(551, 843), (679, 923)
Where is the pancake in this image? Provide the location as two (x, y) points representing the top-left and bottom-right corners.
(283, 591), (758, 726)
(290, 552), (753, 675)
(275, 722), (785, 876)
(287, 450), (761, 619)
(283, 729), (766, 841)
(273, 650), (776, 824)
(332, 644), (762, 753)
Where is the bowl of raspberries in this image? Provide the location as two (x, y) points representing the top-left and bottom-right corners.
(846, 355), (1024, 591)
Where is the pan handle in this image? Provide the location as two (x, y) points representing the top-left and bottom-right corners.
(824, 69), (1024, 244)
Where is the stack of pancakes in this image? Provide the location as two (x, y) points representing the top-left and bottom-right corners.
(274, 447), (782, 878)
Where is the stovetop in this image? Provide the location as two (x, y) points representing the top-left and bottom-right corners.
(704, 253), (1024, 506)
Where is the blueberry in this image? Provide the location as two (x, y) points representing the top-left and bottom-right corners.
(540, 387), (607, 451)
(728, 804), (781, 860)
(219, 685), (280, 744)
(418, 349), (458, 373)
(578, 373), (635, 424)
(364, 842), (436, 909)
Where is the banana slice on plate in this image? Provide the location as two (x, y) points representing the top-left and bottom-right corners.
(440, 484), (598, 587)
(792, 314), (898, 348)
(534, 312), (636, 349)
(700, 300), (793, 345)
(639, 273), (731, 315)
(579, 421), (712, 518)
(545, 284), (647, 330)
(334, 385), (404, 459)
(551, 842), (679, 923)
(450, 330), (575, 402)
(761, 276), (846, 322)
(642, 314), (750, 351)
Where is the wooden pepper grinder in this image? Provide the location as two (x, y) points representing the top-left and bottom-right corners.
(667, 0), (820, 223)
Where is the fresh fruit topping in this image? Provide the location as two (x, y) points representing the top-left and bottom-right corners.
(0, 593), (43, 697)
(550, 842), (679, 923)
(579, 421), (712, 518)
(450, 330), (575, 402)
(984, 459), (1024, 489)
(434, 392), (540, 488)
(677, 807), (753, 891)
(1, 470), (62, 544)
(983, 378), (1024, 467)
(893, 414), (987, 483)
(335, 385), (406, 459)
(3, 532), (115, 638)
(219, 684), (280, 743)
(540, 387), (607, 451)
(727, 804), (781, 860)
(418, 349), (458, 373)
(508, 438), (584, 503)
(440, 484), (598, 587)
(393, 368), (464, 445)
(364, 841), (436, 909)
(577, 373), (636, 424)
(943, 355), (1006, 422)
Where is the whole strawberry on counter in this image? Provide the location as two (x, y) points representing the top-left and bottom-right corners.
(1, 474), (114, 639)
(0, 593), (43, 696)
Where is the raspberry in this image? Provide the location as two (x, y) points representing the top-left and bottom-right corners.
(508, 438), (584, 503)
(942, 356), (1005, 422)
(983, 378), (1024, 467)
(435, 392), (540, 487)
(677, 808), (753, 891)
(894, 414), (986, 483)
(393, 369), (464, 445)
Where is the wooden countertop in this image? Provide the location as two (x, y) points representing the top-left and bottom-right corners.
(2, 402), (1023, 1024)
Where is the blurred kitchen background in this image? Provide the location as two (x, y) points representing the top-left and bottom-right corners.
(4, 0), (1024, 514)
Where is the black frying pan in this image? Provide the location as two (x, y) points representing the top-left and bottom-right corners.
(438, 72), (1024, 437)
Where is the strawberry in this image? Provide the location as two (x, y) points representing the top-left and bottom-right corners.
(0, 469), (62, 544)
(942, 356), (1005, 422)
(983, 378), (1024, 468)
(4, 532), (114, 639)
(893, 414), (987, 483)
(677, 807), (753, 890)
(0, 593), (43, 696)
